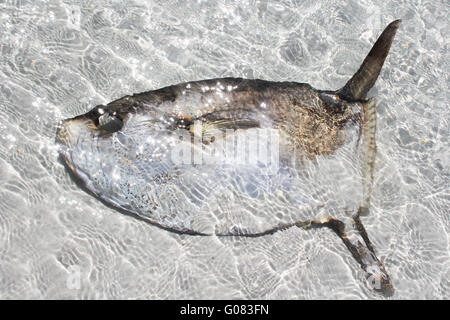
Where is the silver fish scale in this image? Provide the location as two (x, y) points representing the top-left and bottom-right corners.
(61, 107), (363, 234)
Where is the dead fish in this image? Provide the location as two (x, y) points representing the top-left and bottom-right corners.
(57, 20), (401, 296)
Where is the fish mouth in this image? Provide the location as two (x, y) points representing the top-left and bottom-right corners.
(55, 114), (100, 177)
(56, 116), (96, 147)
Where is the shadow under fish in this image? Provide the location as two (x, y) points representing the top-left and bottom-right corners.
(56, 20), (402, 297)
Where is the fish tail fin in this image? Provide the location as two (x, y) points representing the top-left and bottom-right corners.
(337, 19), (401, 101)
(359, 97), (377, 215)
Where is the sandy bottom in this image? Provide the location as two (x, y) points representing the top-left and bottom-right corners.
(0, 0), (448, 299)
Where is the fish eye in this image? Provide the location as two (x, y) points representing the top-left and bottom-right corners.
(97, 113), (123, 133)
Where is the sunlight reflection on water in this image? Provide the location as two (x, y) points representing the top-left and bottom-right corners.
(0, 0), (448, 299)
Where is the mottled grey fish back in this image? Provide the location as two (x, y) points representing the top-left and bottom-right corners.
(338, 19), (401, 101)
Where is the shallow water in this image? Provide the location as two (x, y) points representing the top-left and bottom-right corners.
(0, 0), (448, 299)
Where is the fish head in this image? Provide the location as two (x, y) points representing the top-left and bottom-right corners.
(56, 104), (125, 144)
(55, 102), (186, 218)
(56, 104), (134, 197)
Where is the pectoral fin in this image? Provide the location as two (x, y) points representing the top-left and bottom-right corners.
(188, 118), (260, 143)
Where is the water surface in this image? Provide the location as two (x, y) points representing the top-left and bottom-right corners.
(0, 0), (448, 299)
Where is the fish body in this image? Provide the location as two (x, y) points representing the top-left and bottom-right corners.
(57, 20), (401, 296)
(58, 78), (364, 233)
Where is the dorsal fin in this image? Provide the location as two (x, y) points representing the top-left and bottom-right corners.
(337, 20), (401, 101)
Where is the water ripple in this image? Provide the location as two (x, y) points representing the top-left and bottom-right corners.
(0, 0), (448, 299)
